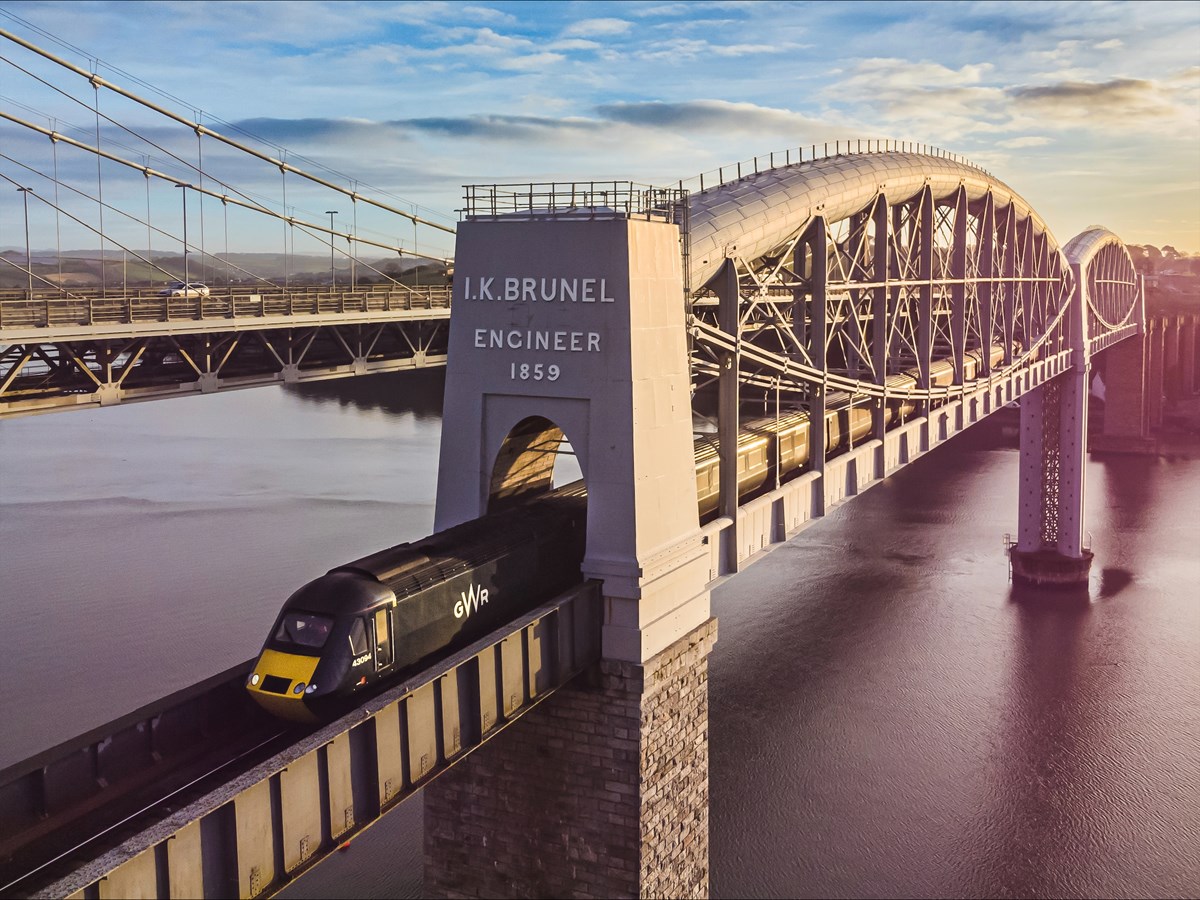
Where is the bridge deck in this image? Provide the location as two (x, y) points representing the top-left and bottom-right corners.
(4, 583), (600, 900)
(0, 285), (450, 341)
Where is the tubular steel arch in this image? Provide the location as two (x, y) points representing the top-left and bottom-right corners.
(685, 150), (1079, 410)
(1063, 226), (1142, 355)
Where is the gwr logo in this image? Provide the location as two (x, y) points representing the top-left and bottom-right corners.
(454, 583), (490, 619)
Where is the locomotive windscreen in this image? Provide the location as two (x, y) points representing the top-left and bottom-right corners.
(274, 612), (334, 649)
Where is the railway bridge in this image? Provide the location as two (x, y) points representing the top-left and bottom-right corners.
(0, 145), (1166, 899)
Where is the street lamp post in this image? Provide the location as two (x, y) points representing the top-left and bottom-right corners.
(175, 184), (189, 288)
(326, 210), (338, 289)
(16, 187), (33, 297)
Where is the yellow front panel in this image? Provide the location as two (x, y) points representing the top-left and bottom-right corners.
(247, 649), (321, 722)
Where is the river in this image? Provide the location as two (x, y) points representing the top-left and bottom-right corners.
(0, 371), (1196, 898)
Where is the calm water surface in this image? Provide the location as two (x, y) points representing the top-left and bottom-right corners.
(0, 371), (1196, 898)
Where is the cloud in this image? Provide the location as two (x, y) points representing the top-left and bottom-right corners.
(996, 136), (1053, 149)
(830, 58), (1011, 142)
(400, 114), (603, 141)
(842, 57), (993, 89)
(547, 38), (603, 51)
(457, 5), (517, 24)
(231, 117), (407, 145)
(632, 36), (800, 62)
(387, 26), (570, 73)
(595, 99), (818, 134)
(628, 3), (695, 17)
(216, 103), (831, 170)
(1094, 38), (1123, 50)
(562, 18), (632, 38)
(1008, 77), (1189, 129)
(1167, 66), (1200, 83)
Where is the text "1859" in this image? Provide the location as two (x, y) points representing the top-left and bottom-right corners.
(510, 362), (560, 381)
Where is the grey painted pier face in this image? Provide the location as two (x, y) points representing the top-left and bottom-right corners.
(434, 214), (712, 665)
(428, 211), (716, 897)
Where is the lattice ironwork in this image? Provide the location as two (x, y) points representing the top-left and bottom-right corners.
(686, 150), (1079, 412)
(0, 319), (447, 414)
(1039, 375), (1063, 545)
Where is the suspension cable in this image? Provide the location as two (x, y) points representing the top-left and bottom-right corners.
(0, 28), (456, 236)
(0, 109), (449, 262)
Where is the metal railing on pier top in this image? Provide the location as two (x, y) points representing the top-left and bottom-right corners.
(463, 182), (689, 224)
(678, 139), (994, 194)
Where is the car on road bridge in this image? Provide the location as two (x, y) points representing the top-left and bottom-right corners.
(158, 281), (210, 297)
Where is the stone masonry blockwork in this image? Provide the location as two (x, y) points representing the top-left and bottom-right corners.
(424, 618), (718, 899)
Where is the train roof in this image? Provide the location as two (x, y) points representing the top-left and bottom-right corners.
(335, 489), (586, 598)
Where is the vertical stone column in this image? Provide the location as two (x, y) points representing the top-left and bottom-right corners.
(1182, 315), (1198, 396)
(1095, 331), (1155, 453)
(1146, 316), (1166, 430)
(1164, 314), (1183, 401)
(424, 619), (716, 899)
(427, 207), (715, 897)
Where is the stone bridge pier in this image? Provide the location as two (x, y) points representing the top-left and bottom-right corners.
(1010, 259), (1095, 587)
(1096, 310), (1200, 453)
(424, 197), (715, 898)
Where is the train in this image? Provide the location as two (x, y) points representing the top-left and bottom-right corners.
(694, 343), (1009, 517)
(248, 343), (1011, 721)
(246, 488), (587, 722)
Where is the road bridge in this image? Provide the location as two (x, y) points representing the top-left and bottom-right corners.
(0, 284), (450, 417)
(0, 144), (1154, 899)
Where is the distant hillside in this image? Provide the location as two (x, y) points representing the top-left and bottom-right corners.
(0, 250), (446, 290)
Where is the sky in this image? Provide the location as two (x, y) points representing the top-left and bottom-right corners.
(0, 0), (1198, 262)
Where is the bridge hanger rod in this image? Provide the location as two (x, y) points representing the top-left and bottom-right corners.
(0, 109), (449, 264)
(1, 152), (433, 297)
(0, 28), (457, 237)
(0, 157), (329, 291)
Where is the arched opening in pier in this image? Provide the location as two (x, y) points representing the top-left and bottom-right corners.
(487, 415), (584, 514)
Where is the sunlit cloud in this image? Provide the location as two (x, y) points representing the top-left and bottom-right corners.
(1008, 77), (1194, 132)
(996, 136), (1053, 149)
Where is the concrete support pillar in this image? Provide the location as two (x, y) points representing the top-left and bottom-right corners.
(428, 208), (715, 897)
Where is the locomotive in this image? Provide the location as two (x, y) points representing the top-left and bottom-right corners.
(248, 342), (1011, 720)
(246, 489), (586, 722)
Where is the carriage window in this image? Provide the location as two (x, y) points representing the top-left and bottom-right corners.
(274, 612), (333, 649)
(348, 618), (370, 657)
(374, 608), (393, 669)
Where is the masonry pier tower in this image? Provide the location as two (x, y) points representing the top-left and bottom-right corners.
(424, 186), (716, 898)
(1010, 228), (1141, 587)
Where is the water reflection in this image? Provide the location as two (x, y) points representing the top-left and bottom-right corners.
(961, 588), (1099, 898)
(1093, 453), (1159, 534)
(1097, 567), (1135, 599)
(284, 368), (446, 419)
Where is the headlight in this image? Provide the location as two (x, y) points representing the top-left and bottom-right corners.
(249, 673), (260, 686)
(293, 682), (306, 695)
(305, 684), (317, 694)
